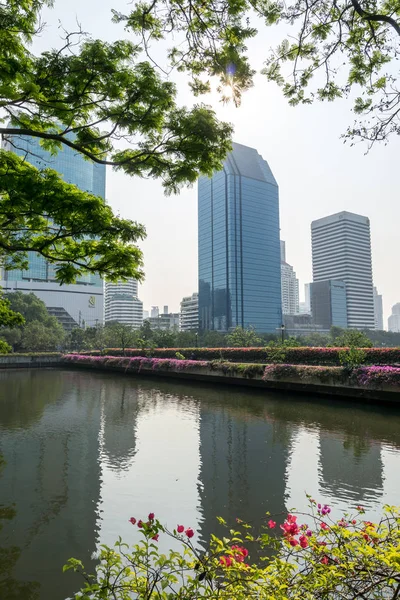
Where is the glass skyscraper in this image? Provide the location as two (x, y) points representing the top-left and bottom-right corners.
(1, 133), (106, 328)
(198, 142), (282, 333)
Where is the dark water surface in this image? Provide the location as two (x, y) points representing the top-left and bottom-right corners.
(1, 368), (400, 600)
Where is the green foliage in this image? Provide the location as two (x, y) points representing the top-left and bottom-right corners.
(0, 291), (24, 327)
(66, 504), (400, 599)
(0, 339), (11, 354)
(175, 351), (186, 360)
(331, 328), (374, 348)
(114, 0), (400, 146)
(0, 0), (232, 282)
(103, 323), (138, 355)
(226, 326), (262, 347)
(0, 292), (64, 351)
(338, 346), (367, 370)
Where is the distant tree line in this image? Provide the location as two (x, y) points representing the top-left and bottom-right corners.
(1, 298), (399, 353)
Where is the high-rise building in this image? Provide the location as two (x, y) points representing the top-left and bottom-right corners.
(280, 240), (299, 315)
(148, 313), (180, 330)
(373, 287), (384, 330)
(388, 303), (400, 332)
(180, 292), (199, 331)
(198, 142), (282, 333)
(151, 306), (159, 318)
(311, 211), (375, 329)
(104, 279), (143, 328)
(163, 305), (169, 315)
(310, 280), (348, 330)
(1, 132), (105, 329)
(304, 283), (311, 313)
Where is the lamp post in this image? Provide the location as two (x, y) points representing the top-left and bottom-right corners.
(280, 323), (285, 345)
(195, 332), (198, 348)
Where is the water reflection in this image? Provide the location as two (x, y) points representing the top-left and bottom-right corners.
(0, 370), (400, 600)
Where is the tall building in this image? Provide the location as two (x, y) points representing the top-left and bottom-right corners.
(198, 142), (282, 333)
(104, 279), (143, 328)
(151, 306), (159, 318)
(280, 240), (299, 315)
(311, 211), (375, 329)
(1, 132), (105, 329)
(310, 280), (348, 330)
(373, 287), (384, 330)
(148, 312), (180, 330)
(304, 283), (311, 313)
(180, 292), (199, 331)
(388, 303), (400, 332)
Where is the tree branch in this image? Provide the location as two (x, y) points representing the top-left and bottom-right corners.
(350, 0), (400, 36)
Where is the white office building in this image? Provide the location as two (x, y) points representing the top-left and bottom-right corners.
(104, 279), (143, 328)
(180, 293), (199, 331)
(311, 212), (375, 329)
(373, 287), (384, 330)
(280, 241), (299, 315)
(388, 303), (400, 333)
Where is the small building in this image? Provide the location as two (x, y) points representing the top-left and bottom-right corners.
(310, 280), (348, 330)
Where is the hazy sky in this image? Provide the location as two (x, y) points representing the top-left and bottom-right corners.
(38, 0), (399, 325)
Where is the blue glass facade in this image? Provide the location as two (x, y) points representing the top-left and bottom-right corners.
(198, 142), (282, 333)
(3, 134), (105, 287)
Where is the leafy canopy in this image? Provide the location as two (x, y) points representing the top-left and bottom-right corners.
(0, 0), (233, 283)
(116, 0), (400, 146)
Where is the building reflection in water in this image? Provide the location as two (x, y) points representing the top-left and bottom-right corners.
(197, 403), (294, 547)
(0, 370), (103, 600)
(319, 431), (383, 505)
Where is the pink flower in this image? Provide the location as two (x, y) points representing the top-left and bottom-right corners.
(306, 529), (312, 537)
(320, 522), (329, 531)
(137, 520), (143, 528)
(129, 517), (136, 525)
(321, 556), (329, 565)
(289, 538), (298, 547)
(152, 534), (159, 542)
(220, 556), (233, 567)
(185, 527), (194, 538)
(268, 519), (276, 529)
(148, 512), (155, 521)
(299, 535), (308, 548)
(177, 525), (184, 533)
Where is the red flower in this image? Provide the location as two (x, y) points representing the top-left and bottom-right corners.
(177, 525), (184, 533)
(137, 520), (143, 528)
(268, 519), (276, 529)
(129, 517), (136, 525)
(299, 535), (308, 548)
(320, 522), (329, 531)
(185, 527), (194, 538)
(148, 512), (155, 521)
(352, 519), (357, 525)
(321, 556), (329, 565)
(152, 534), (159, 542)
(220, 556), (233, 567)
(289, 538), (299, 547)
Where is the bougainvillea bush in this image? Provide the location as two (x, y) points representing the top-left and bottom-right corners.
(62, 355), (400, 389)
(65, 503), (400, 599)
(82, 347), (400, 366)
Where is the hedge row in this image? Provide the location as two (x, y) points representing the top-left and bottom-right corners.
(63, 355), (400, 388)
(81, 347), (400, 366)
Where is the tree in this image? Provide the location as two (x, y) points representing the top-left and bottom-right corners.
(0, 290), (25, 353)
(226, 326), (262, 347)
(117, 0), (400, 147)
(330, 327), (374, 347)
(19, 320), (64, 351)
(1, 292), (65, 351)
(0, 1), (232, 283)
(103, 323), (138, 354)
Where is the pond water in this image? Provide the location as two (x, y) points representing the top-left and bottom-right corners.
(1, 368), (400, 600)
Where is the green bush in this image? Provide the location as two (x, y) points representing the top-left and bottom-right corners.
(82, 346), (400, 366)
(0, 339), (11, 354)
(66, 504), (400, 600)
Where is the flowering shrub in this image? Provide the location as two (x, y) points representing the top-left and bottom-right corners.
(82, 346), (400, 366)
(263, 364), (400, 388)
(62, 354), (208, 372)
(66, 503), (400, 599)
(356, 366), (400, 388)
(63, 355), (400, 389)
